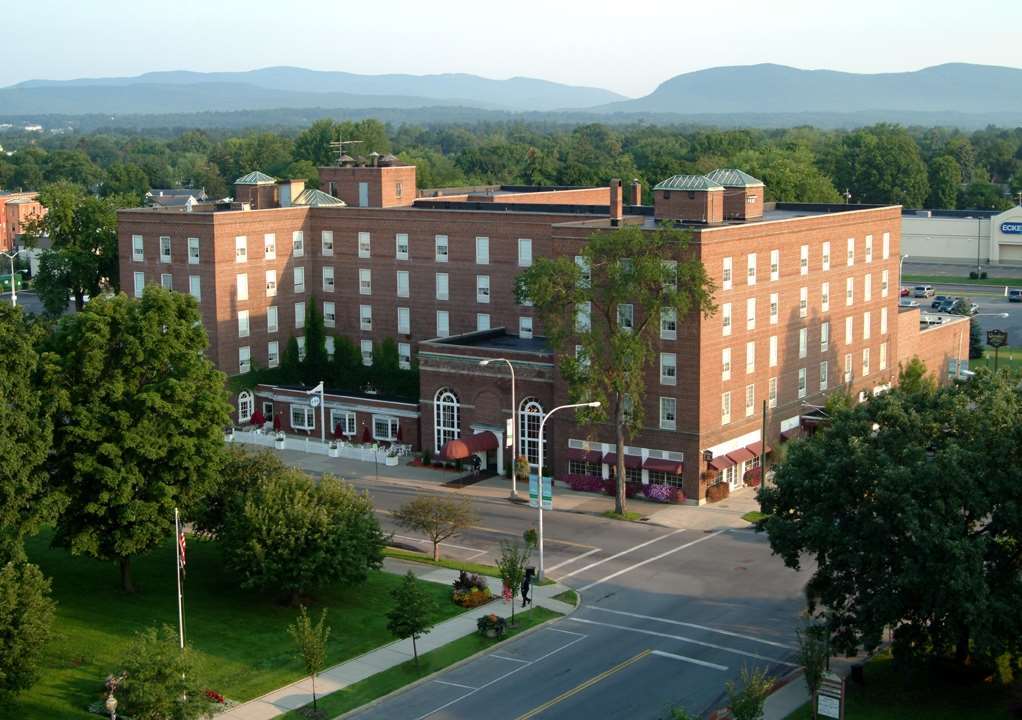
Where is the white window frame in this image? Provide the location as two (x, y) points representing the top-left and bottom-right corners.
(800, 244), (809, 276)
(768, 377), (778, 409)
(822, 241), (831, 272)
(722, 391), (732, 426)
(295, 301), (305, 329)
(323, 266), (335, 293)
(358, 231), (371, 259)
(395, 233), (409, 261)
(769, 293), (778, 324)
(359, 268), (372, 296)
(237, 310), (250, 338)
(132, 235), (144, 262)
(821, 321), (830, 352)
(239, 346), (251, 374)
(798, 368), (807, 399)
(396, 270), (409, 298)
(267, 306), (278, 334)
(863, 311), (871, 341)
(476, 275), (490, 304)
(846, 276), (854, 306)
(820, 361), (829, 391)
(882, 232), (890, 260)
(234, 235), (246, 263)
(297, 337), (306, 361)
(722, 347), (732, 380)
(770, 249), (779, 281)
(292, 231), (304, 257)
(264, 233), (276, 260)
(398, 343), (411, 370)
(434, 388), (460, 452)
(436, 272), (449, 301)
(267, 341), (279, 368)
(745, 384), (755, 417)
(799, 287), (808, 318)
(844, 352), (853, 383)
(189, 275), (201, 301)
(236, 273), (248, 302)
(187, 237), (200, 264)
(359, 304), (372, 332)
(660, 308), (677, 340)
(265, 269), (277, 297)
(660, 352), (677, 386)
(397, 307), (410, 334)
(436, 310), (450, 338)
(659, 397), (677, 431)
(821, 282), (830, 313)
(160, 273), (173, 290)
(517, 238), (532, 267)
(722, 302), (732, 337)
(881, 307), (888, 335)
(746, 297), (756, 330)
(864, 273), (872, 302)
(477, 313), (491, 331)
(435, 234), (449, 263)
(322, 230), (334, 257)
(747, 253), (757, 286)
(799, 327), (808, 359)
(324, 301), (336, 328)
(722, 256), (733, 290)
(361, 339), (373, 366)
(290, 403), (315, 431)
(881, 269), (889, 298)
(133, 271), (145, 298)
(617, 304), (634, 333)
(294, 266), (305, 294)
(373, 415), (400, 442)
(863, 347), (871, 376)
(519, 316), (533, 338)
(746, 341), (755, 374)
(865, 234), (873, 263)
(769, 335), (778, 368)
(576, 302), (592, 332)
(330, 410), (356, 437)
(880, 341), (888, 371)
(845, 316), (853, 344)
(476, 236), (489, 265)
(160, 236), (172, 263)
(847, 237), (855, 266)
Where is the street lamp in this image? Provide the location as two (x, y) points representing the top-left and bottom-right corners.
(1, 249), (25, 307)
(899, 254), (909, 294)
(479, 358), (518, 497)
(535, 400), (600, 580)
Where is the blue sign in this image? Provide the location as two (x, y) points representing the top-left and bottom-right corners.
(1002, 222), (1022, 235)
(528, 474), (553, 510)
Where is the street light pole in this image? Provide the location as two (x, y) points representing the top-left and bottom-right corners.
(1, 249), (24, 307)
(479, 358), (517, 497)
(899, 254), (909, 295)
(536, 400), (600, 580)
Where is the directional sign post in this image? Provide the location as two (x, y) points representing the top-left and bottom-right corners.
(987, 329), (1008, 372)
(816, 671), (845, 720)
(528, 474), (552, 510)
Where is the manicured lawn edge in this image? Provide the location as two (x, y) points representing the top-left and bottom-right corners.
(551, 589), (579, 607)
(383, 547), (555, 585)
(742, 510), (769, 524)
(279, 607), (562, 720)
(902, 274), (1022, 288)
(600, 510), (644, 522)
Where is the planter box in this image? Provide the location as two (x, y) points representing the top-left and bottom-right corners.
(385, 455), (399, 467)
(328, 446), (339, 458)
(274, 438), (286, 451)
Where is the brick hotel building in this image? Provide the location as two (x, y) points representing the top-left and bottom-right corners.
(117, 158), (967, 503)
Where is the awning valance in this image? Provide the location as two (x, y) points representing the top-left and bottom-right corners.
(727, 447), (756, 464)
(604, 452), (643, 469)
(439, 431), (498, 460)
(566, 448), (604, 464)
(707, 455), (737, 471)
(643, 457), (684, 475)
(746, 441), (771, 456)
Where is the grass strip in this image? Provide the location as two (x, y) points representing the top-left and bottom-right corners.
(279, 607), (561, 719)
(903, 274), (1022, 288)
(600, 510), (644, 522)
(551, 589), (579, 607)
(742, 511), (769, 524)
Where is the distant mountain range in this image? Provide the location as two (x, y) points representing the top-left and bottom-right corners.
(3, 63), (1022, 127)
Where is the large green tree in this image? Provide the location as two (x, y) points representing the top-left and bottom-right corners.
(0, 561), (55, 700)
(517, 224), (714, 512)
(759, 369), (1022, 665)
(926, 155), (961, 209)
(116, 625), (207, 720)
(44, 287), (231, 591)
(833, 124), (930, 207)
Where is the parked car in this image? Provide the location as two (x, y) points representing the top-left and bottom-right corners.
(1009, 288), (1022, 303)
(913, 285), (935, 298)
(931, 295), (953, 309)
(899, 298), (920, 308)
(942, 298), (962, 314)
(900, 287), (911, 297)
(968, 302), (979, 315)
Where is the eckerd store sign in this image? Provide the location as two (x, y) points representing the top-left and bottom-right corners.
(1003, 222), (1022, 235)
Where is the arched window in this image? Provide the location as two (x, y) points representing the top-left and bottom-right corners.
(434, 388), (460, 452)
(518, 398), (545, 468)
(238, 390), (254, 423)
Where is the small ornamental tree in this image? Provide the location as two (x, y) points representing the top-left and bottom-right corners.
(393, 495), (477, 561)
(302, 296), (329, 386)
(725, 666), (773, 720)
(280, 337), (303, 384)
(386, 571), (436, 666)
(116, 625), (206, 720)
(495, 540), (530, 625)
(797, 622), (830, 719)
(288, 606), (331, 712)
(0, 561), (55, 699)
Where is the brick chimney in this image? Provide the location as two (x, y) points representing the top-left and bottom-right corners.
(609, 178), (623, 224)
(631, 179), (642, 206)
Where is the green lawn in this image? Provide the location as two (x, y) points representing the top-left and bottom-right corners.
(742, 510), (769, 524)
(552, 589), (579, 607)
(12, 531), (462, 720)
(784, 651), (1017, 720)
(970, 346), (1022, 373)
(903, 274), (1022, 288)
(279, 606), (561, 719)
(601, 510), (644, 522)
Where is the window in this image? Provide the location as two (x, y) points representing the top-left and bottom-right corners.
(660, 353), (677, 386)
(291, 403), (315, 431)
(234, 235), (246, 263)
(575, 344), (589, 370)
(133, 271), (144, 298)
(799, 327), (808, 358)
(799, 287), (808, 318)
(617, 304), (634, 333)
(518, 398), (545, 466)
(476, 275), (490, 304)
(880, 307), (888, 335)
(132, 235), (144, 262)
(862, 347), (871, 376)
(865, 234), (873, 263)
(769, 293), (779, 324)
(359, 268), (372, 295)
(265, 270), (277, 297)
(881, 269), (889, 297)
(322, 230), (333, 256)
(324, 301), (336, 328)
(476, 236), (489, 265)
(267, 306), (278, 333)
(577, 302), (592, 332)
(745, 384), (755, 417)
(325, 336), (335, 359)
(768, 377), (778, 408)
(769, 335), (778, 368)
(576, 256), (591, 288)
(396, 270), (409, 298)
(160, 273), (173, 290)
(660, 308), (677, 340)
(395, 181), (403, 199)
(844, 352), (853, 383)
(722, 391), (732, 425)
(821, 321), (830, 352)
(822, 241), (831, 271)
(722, 257), (733, 290)
(161, 236), (172, 263)
(331, 410), (356, 437)
(882, 232), (890, 260)
(397, 307), (410, 334)
(436, 310), (450, 338)
(798, 368), (807, 398)
(770, 249), (780, 281)
(746, 297), (756, 330)
(323, 266), (335, 293)
(239, 346), (251, 374)
(880, 341), (888, 370)
(747, 253), (757, 285)
(435, 272), (449, 301)
(845, 316), (853, 344)
(189, 275), (201, 301)
(296, 337), (306, 361)
(477, 313), (491, 331)
(864, 274), (872, 302)
(518, 238), (532, 267)
(519, 316), (533, 338)
(237, 310), (250, 338)
(395, 233), (409, 260)
(660, 397), (677, 430)
(293, 267), (305, 294)
(260, 234), (275, 263)
(188, 237), (199, 264)
(845, 277), (854, 306)
(361, 339), (373, 366)
(373, 415), (400, 442)
(722, 302), (732, 336)
(820, 361), (829, 391)
(434, 388), (460, 452)
(435, 235), (449, 262)
(359, 304), (372, 331)
(267, 341), (279, 368)
(847, 237), (855, 266)
(358, 231), (371, 258)
(398, 343), (411, 369)
(295, 301), (305, 329)
(292, 231), (304, 257)
(663, 260), (678, 291)
(863, 311), (872, 341)
(236, 273), (248, 302)
(746, 341), (756, 374)
(800, 244), (809, 275)
(821, 282), (830, 313)
(722, 347), (732, 380)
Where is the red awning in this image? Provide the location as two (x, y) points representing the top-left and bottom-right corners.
(707, 455), (737, 471)
(643, 457), (684, 475)
(727, 447), (756, 464)
(746, 441), (771, 456)
(780, 428), (802, 442)
(603, 452), (642, 469)
(439, 431), (499, 460)
(566, 448), (603, 464)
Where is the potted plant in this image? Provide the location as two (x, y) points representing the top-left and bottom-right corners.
(476, 613), (507, 639)
(274, 431), (286, 450)
(225, 426), (235, 443)
(328, 441), (339, 458)
(385, 447), (400, 466)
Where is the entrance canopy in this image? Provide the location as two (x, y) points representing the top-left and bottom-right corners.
(440, 431), (498, 460)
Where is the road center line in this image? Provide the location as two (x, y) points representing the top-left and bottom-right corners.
(587, 607), (796, 649)
(577, 529), (727, 592)
(651, 649), (728, 671)
(545, 547), (601, 573)
(556, 528), (687, 580)
(565, 617), (799, 668)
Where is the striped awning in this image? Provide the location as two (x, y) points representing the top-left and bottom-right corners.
(566, 448), (603, 464)
(604, 452), (643, 469)
(727, 447), (756, 464)
(707, 455), (737, 471)
(746, 441), (771, 456)
(643, 457), (684, 475)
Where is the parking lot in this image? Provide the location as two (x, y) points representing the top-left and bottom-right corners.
(902, 282), (1022, 342)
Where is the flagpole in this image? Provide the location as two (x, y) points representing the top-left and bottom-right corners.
(175, 507), (185, 651)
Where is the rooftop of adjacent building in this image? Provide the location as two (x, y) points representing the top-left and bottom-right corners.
(422, 328), (552, 355)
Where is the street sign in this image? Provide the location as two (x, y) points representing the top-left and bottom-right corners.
(987, 329), (1008, 348)
(528, 474), (552, 510)
(505, 417), (514, 449)
(816, 671), (845, 720)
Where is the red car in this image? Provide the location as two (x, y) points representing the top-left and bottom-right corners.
(900, 287), (910, 297)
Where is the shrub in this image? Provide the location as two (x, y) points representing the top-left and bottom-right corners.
(744, 467), (762, 487)
(116, 625), (207, 720)
(969, 270), (979, 279)
(642, 483), (674, 503)
(706, 482), (730, 503)
(477, 613), (508, 638)
(670, 487), (687, 504)
(981, 271), (988, 279)
(452, 570), (487, 593)
(602, 479), (642, 498)
(421, 448), (432, 465)
(565, 474), (604, 493)
(452, 587), (492, 608)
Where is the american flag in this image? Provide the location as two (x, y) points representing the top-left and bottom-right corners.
(178, 531), (187, 576)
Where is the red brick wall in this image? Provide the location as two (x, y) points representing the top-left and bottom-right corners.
(654, 189), (724, 223)
(895, 307), (968, 381)
(318, 165), (418, 208)
(723, 187), (764, 220)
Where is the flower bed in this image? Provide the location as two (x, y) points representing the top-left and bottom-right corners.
(477, 613), (508, 638)
(642, 483), (685, 504)
(563, 474), (683, 503)
(744, 467), (762, 487)
(452, 571), (492, 608)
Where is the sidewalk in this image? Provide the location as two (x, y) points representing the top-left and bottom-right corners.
(216, 559), (573, 720)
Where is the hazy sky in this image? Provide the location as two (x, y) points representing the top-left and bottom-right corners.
(3, 0), (1019, 96)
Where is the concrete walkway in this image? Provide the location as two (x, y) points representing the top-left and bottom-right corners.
(216, 560), (574, 720)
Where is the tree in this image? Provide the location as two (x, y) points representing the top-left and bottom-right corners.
(0, 306), (55, 562)
(0, 561), (55, 699)
(517, 224), (714, 513)
(288, 606), (331, 712)
(796, 623), (830, 719)
(927, 155), (961, 209)
(725, 666), (773, 720)
(44, 287), (232, 592)
(392, 495), (477, 561)
(116, 625), (206, 720)
(192, 447), (287, 538)
(833, 124), (929, 207)
(220, 470), (385, 604)
(302, 296), (329, 386)
(968, 316), (984, 360)
(386, 571), (435, 667)
(897, 357), (936, 397)
(958, 181), (1012, 210)
(759, 371), (1022, 665)
(495, 540), (530, 625)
